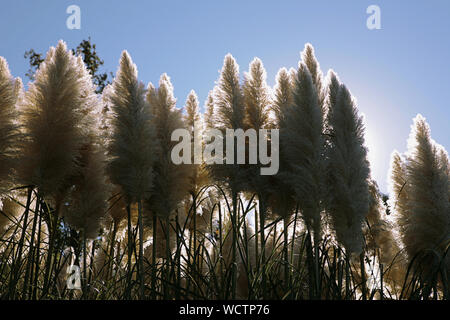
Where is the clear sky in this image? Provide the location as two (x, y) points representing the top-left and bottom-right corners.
(1, 0), (449, 193)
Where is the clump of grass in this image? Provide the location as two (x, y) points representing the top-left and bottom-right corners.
(0, 57), (21, 196)
(0, 43), (448, 301)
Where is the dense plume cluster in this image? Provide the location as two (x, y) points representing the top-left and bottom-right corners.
(325, 81), (371, 255)
(389, 115), (449, 276)
(0, 41), (448, 300)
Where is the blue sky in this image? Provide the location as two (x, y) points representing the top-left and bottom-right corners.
(1, 0), (449, 192)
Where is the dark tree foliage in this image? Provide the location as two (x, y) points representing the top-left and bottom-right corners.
(24, 37), (112, 93)
(23, 49), (44, 81)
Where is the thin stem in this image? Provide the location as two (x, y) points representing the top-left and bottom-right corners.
(137, 200), (145, 299)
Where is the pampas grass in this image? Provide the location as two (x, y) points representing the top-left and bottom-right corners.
(0, 43), (447, 300)
(62, 144), (109, 239)
(403, 115), (449, 259)
(106, 51), (155, 204)
(18, 41), (90, 199)
(365, 180), (406, 295)
(280, 61), (325, 298)
(209, 54), (247, 297)
(325, 80), (370, 255)
(204, 91), (215, 130)
(145, 73), (189, 219)
(106, 50), (157, 298)
(209, 54), (247, 194)
(214, 54), (245, 131)
(283, 62), (324, 244)
(270, 67), (296, 225)
(243, 58), (271, 131)
(12, 41), (101, 298)
(0, 57), (21, 196)
(389, 115), (449, 293)
(0, 196), (21, 231)
(184, 90), (209, 195)
(301, 43), (325, 114)
(144, 73), (190, 298)
(242, 57), (273, 297)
